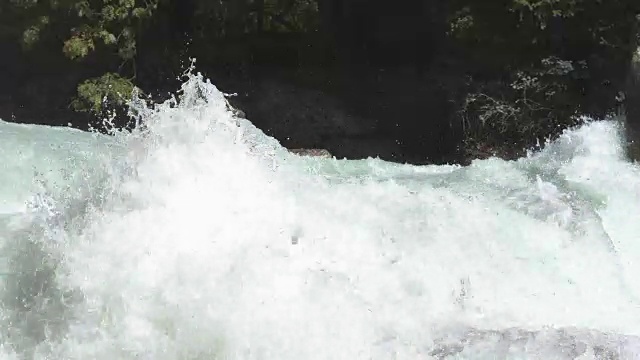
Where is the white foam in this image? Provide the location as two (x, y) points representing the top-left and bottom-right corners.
(0, 73), (639, 359)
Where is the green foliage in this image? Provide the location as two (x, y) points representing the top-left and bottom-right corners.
(190, 0), (319, 38)
(21, 15), (49, 48)
(62, 29), (95, 59)
(71, 73), (138, 114)
(447, 0), (638, 158)
(459, 56), (589, 157)
(0, 0), (159, 118)
(448, 0), (635, 66)
(4, 0), (159, 61)
(1, 0), (320, 115)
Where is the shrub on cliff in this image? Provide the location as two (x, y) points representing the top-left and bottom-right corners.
(1, 0), (158, 114)
(459, 57), (587, 158)
(448, 0), (637, 159)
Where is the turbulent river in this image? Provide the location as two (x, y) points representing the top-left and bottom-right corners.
(0, 73), (639, 359)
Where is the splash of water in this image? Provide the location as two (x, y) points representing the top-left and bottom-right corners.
(0, 71), (639, 359)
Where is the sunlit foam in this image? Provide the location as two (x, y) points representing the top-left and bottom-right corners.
(0, 71), (638, 359)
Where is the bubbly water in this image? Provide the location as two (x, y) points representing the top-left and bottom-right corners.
(0, 72), (639, 359)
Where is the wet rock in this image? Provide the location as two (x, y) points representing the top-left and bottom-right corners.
(429, 326), (640, 359)
(288, 148), (333, 158)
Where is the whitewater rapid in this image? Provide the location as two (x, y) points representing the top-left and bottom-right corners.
(0, 73), (639, 359)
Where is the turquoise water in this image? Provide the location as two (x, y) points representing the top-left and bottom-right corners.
(0, 73), (639, 359)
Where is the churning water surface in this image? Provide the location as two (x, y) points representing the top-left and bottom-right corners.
(0, 73), (639, 359)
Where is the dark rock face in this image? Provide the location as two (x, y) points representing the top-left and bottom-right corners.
(625, 47), (640, 162)
(210, 65), (461, 165)
(229, 78), (376, 146)
(214, 73), (409, 163)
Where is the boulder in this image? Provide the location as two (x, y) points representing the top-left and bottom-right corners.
(288, 148), (333, 158)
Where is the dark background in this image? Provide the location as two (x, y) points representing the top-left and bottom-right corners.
(1, 0), (639, 164)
